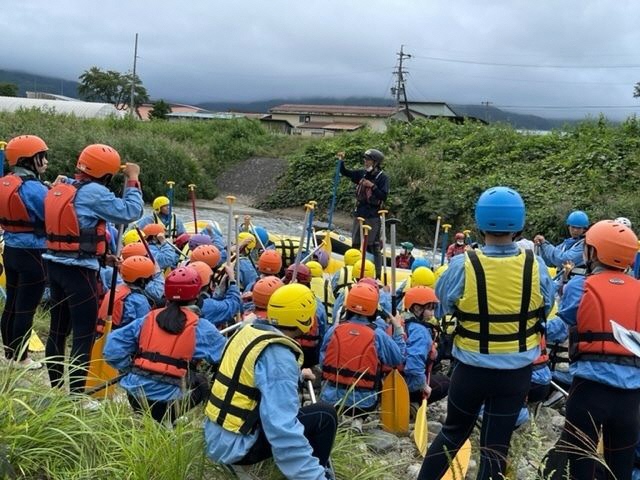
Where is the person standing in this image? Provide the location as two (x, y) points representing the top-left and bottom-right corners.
(337, 149), (389, 279)
(43, 144), (143, 394)
(132, 195), (186, 241)
(418, 186), (555, 480)
(445, 232), (467, 262)
(0, 135), (49, 368)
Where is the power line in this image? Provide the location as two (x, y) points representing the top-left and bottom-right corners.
(412, 54), (640, 69)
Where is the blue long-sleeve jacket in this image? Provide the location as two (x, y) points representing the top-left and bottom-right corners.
(134, 212), (186, 238)
(3, 167), (48, 249)
(238, 256), (258, 293)
(119, 290), (152, 328)
(204, 323), (327, 480)
(104, 306), (226, 401)
(43, 179), (143, 270)
(149, 242), (179, 270)
(545, 272), (640, 389)
(435, 243), (556, 370)
(201, 284), (242, 326)
(539, 236), (585, 270)
(319, 315), (405, 408)
(404, 319), (435, 392)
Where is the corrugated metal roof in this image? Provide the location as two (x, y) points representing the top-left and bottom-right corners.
(270, 104), (397, 117)
(0, 96), (123, 119)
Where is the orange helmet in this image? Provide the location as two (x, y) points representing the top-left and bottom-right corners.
(120, 255), (155, 283)
(258, 249), (282, 275)
(345, 281), (379, 316)
(253, 276), (284, 309)
(404, 286), (439, 310)
(190, 245), (221, 268)
(585, 219), (638, 269)
(76, 144), (121, 179)
(189, 261), (213, 287)
(5, 135), (48, 166)
(121, 242), (148, 260)
(142, 223), (165, 237)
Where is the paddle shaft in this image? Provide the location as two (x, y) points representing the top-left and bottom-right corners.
(249, 221), (267, 251)
(440, 224), (451, 266)
(389, 220), (399, 315)
(134, 225), (156, 265)
(327, 158), (341, 231)
(432, 216), (441, 266)
(166, 180), (175, 237)
(226, 196), (236, 267)
(305, 201), (317, 252)
(291, 205), (312, 283)
(360, 225), (371, 278)
(234, 215), (241, 284)
(379, 210), (388, 286)
(188, 184), (198, 234)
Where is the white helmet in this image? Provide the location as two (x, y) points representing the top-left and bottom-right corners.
(615, 217), (632, 228)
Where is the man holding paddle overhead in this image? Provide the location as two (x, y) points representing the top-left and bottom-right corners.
(337, 149), (389, 279)
(418, 186), (555, 480)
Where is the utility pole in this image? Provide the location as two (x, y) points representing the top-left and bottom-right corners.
(391, 45), (413, 122)
(481, 101), (493, 123)
(129, 33), (139, 119)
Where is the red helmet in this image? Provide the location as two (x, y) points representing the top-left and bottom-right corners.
(455, 232), (465, 241)
(404, 286), (439, 310)
(5, 135), (48, 166)
(258, 249), (283, 275)
(175, 233), (191, 249)
(165, 267), (201, 301)
(345, 281), (379, 316)
(285, 263), (311, 285)
(121, 242), (148, 260)
(120, 256), (155, 283)
(252, 276), (284, 309)
(190, 245), (221, 268)
(76, 144), (121, 179)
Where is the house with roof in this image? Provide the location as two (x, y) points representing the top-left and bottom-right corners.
(392, 101), (481, 124)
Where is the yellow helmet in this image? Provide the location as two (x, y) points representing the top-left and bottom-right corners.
(306, 261), (323, 278)
(122, 229), (141, 246)
(353, 259), (375, 280)
(152, 196), (170, 212)
(410, 266), (435, 287)
(238, 232), (256, 251)
(434, 264), (448, 281)
(344, 248), (361, 267)
(267, 283), (316, 333)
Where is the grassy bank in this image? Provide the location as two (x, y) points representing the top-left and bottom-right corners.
(260, 116), (640, 245)
(0, 109), (306, 202)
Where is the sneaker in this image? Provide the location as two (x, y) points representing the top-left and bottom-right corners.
(16, 358), (43, 370)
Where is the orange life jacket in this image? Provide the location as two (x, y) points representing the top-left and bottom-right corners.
(132, 307), (199, 384)
(96, 284), (131, 335)
(322, 322), (380, 390)
(533, 336), (549, 369)
(298, 314), (320, 349)
(45, 182), (106, 258)
(0, 174), (45, 234)
(569, 271), (640, 367)
(395, 254), (412, 270)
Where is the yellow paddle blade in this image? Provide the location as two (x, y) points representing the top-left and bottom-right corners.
(85, 319), (119, 399)
(322, 230), (333, 256)
(28, 330), (45, 352)
(442, 438), (472, 480)
(380, 369), (410, 434)
(414, 398), (429, 457)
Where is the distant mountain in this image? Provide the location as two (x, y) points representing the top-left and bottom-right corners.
(450, 104), (575, 130)
(198, 96), (395, 114)
(0, 69), (80, 98)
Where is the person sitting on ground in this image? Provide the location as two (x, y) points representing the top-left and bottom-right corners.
(132, 195), (186, 241)
(395, 241), (416, 269)
(445, 232), (467, 262)
(545, 219), (640, 480)
(403, 286), (450, 408)
(204, 283), (338, 480)
(143, 223), (179, 270)
(104, 266), (226, 424)
(534, 210), (589, 274)
(320, 280), (405, 420)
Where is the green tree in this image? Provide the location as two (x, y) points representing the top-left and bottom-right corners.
(0, 83), (19, 97)
(149, 99), (172, 120)
(78, 66), (149, 111)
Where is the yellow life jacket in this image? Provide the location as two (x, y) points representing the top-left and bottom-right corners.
(205, 324), (303, 434)
(454, 249), (544, 355)
(310, 277), (335, 324)
(334, 265), (353, 296)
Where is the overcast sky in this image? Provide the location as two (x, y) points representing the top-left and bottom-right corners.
(2, 0), (640, 119)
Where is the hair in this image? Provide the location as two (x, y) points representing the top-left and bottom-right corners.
(155, 301), (188, 334)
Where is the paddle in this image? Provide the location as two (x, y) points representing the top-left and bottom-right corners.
(327, 153), (343, 231)
(248, 220), (267, 251)
(134, 225), (156, 265)
(357, 216), (365, 250)
(188, 183), (198, 234)
(306, 380), (336, 476)
(414, 365), (433, 457)
(225, 196), (236, 267)
(291, 203), (313, 283)
(432, 216), (441, 267)
(442, 439), (472, 480)
(378, 210), (388, 286)
(379, 368), (409, 435)
(387, 218), (401, 313)
(440, 223), (452, 266)
(359, 224), (371, 279)
(463, 229), (472, 246)
(0, 140), (6, 177)
(305, 200), (318, 252)
(234, 215), (241, 287)
(166, 180), (175, 239)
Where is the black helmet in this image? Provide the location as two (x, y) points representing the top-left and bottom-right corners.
(364, 148), (384, 164)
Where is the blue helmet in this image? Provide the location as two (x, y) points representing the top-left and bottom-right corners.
(411, 257), (432, 271)
(250, 226), (269, 247)
(475, 186), (525, 233)
(566, 210), (589, 228)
